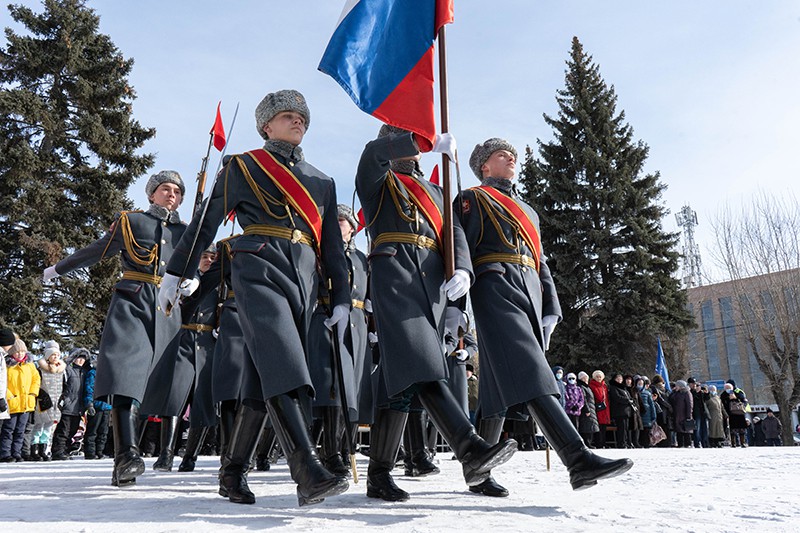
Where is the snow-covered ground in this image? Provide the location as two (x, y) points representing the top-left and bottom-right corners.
(1, 446), (798, 532)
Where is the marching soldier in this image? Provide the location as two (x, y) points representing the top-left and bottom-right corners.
(308, 204), (369, 476)
(42, 171), (190, 487)
(355, 125), (517, 502)
(160, 90), (350, 507)
(456, 138), (633, 495)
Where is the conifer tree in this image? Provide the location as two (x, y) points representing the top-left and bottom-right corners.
(519, 37), (693, 372)
(0, 0), (155, 347)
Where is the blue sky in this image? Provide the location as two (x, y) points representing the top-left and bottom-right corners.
(5, 1), (799, 280)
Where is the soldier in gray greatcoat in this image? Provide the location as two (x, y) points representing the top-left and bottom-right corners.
(160, 90), (350, 507)
(455, 138), (633, 496)
(355, 125), (517, 502)
(42, 170), (189, 487)
(308, 204), (369, 477)
(153, 244), (219, 472)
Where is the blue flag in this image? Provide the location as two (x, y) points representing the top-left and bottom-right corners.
(655, 337), (671, 392)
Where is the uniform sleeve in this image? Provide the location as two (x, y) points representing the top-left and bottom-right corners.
(356, 133), (419, 202)
(321, 180), (351, 309)
(452, 208), (474, 282)
(55, 215), (125, 275)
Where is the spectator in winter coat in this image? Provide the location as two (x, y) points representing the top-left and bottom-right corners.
(50, 348), (90, 460)
(563, 373), (585, 429)
(608, 373), (634, 449)
(669, 380), (694, 448)
(0, 328), (13, 422)
(720, 380), (748, 447)
(552, 366), (566, 409)
(704, 386), (727, 447)
(625, 375), (644, 448)
(0, 338), (41, 462)
(636, 377), (657, 448)
(32, 340), (66, 461)
(761, 409), (783, 446)
(589, 370), (610, 449)
(83, 353), (112, 459)
(577, 372), (599, 448)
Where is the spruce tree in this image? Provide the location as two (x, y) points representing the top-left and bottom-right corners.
(0, 0), (155, 348)
(519, 37), (693, 373)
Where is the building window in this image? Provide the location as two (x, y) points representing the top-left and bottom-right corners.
(701, 300), (722, 379)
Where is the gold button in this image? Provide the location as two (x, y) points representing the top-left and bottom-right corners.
(157, 306), (161, 311)
(289, 161), (295, 167)
(522, 267), (528, 273)
(160, 261), (165, 266)
(161, 239), (166, 244)
(422, 272), (426, 277)
(162, 221), (167, 227)
(291, 229), (302, 244)
(199, 312), (204, 317)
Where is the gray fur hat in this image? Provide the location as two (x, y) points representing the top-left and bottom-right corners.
(337, 204), (358, 231)
(255, 89), (310, 141)
(145, 170), (185, 199)
(469, 138), (518, 180)
(378, 123), (407, 138)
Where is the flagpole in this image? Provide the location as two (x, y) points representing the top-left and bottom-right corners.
(437, 25), (455, 279)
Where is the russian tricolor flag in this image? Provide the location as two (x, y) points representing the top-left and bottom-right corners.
(319, 0), (454, 151)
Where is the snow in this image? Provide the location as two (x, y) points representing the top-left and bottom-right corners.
(1, 447), (798, 532)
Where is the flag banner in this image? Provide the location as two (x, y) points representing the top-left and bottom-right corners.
(319, 0), (454, 151)
(655, 337), (671, 392)
(429, 164), (440, 186)
(211, 102), (226, 151)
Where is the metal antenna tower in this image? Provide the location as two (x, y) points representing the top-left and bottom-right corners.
(675, 204), (702, 287)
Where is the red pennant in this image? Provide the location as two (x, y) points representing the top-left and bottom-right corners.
(356, 208), (366, 234)
(429, 164), (440, 186)
(210, 102), (226, 151)
(226, 209), (236, 223)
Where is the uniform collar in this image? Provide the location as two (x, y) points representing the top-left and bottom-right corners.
(263, 139), (304, 163)
(482, 177), (516, 196)
(147, 203), (182, 224)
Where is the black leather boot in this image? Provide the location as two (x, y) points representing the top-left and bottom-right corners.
(217, 399), (237, 477)
(255, 424), (277, 472)
(404, 410), (439, 477)
(267, 393), (349, 506)
(321, 406), (349, 476)
(367, 408), (409, 501)
(219, 403), (267, 504)
(527, 396), (633, 490)
(418, 381), (517, 486)
(111, 400), (145, 487)
(152, 416), (180, 472)
(178, 426), (209, 472)
(468, 416), (509, 497)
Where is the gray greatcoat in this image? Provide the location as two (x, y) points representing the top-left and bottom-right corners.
(454, 186), (562, 418)
(578, 381), (600, 435)
(356, 133), (473, 400)
(705, 395), (727, 440)
(167, 147), (350, 404)
(308, 244), (368, 421)
(55, 209), (186, 407)
(444, 330), (477, 417)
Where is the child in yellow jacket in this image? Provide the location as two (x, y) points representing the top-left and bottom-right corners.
(1, 338), (41, 461)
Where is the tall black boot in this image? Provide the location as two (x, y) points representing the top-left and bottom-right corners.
(267, 394), (349, 507)
(321, 406), (349, 476)
(468, 416), (509, 497)
(178, 426), (209, 472)
(527, 396), (633, 490)
(417, 381), (517, 486)
(255, 424), (277, 471)
(111, 401), (145, 487)
(152, 415), (180, 472)
(404, 410), (439, 477)
(219, 403), (267, 504)
(366, 408), (409, 501)
(218, 400), (237, 474)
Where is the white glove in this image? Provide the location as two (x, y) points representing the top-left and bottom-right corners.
(43, 266), (60, 282)
(324, 303), (350, 343)
(158, 273), (182, 314)
(442, 269), (470, 301)
(445, 306), (468, 337)
(364, 299), (373, 313)
(368, 331), (379, 346)
(542, 314), (559, 351)
(454, 349), (469, 362)
(179, 277), (200, 296)
(432, 132), (457, 163)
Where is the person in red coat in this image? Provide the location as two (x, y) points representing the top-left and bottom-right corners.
(589, 370), (611, 448)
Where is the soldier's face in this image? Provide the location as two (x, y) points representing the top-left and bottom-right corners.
(150, 182), (183, 210)
(338, 218), (354, 242)
(264, 111), (306, 145)
(481, 150), (516, 180)
(199, 252), (217, 273)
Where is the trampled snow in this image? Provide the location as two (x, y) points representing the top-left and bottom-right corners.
(1, 447), (798, 532)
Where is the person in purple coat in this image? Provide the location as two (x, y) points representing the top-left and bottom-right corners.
(564, 373), (585, 429)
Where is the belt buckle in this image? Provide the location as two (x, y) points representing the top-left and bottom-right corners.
(416, 235), (426, 248)
(291, 229), (302, 244)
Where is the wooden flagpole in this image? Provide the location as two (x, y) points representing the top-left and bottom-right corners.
(437, 26), (455, 279)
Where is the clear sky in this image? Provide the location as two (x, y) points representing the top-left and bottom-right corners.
(4, 1), (799, 281)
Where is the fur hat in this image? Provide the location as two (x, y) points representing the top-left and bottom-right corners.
(8, 339), (28, 362)
(145, 170), (185, 199)
(675, 380), (688, 389)
(43, 340), (61, 360)
(469, 138), (517, 180)
(337, 204), (358, 231)
(378, 123), (407, 139)
(255, 89), (310, 141)
(0, 327), (15, 347)
(68, 347), (91, 363)
(578, 371), (590, 382)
